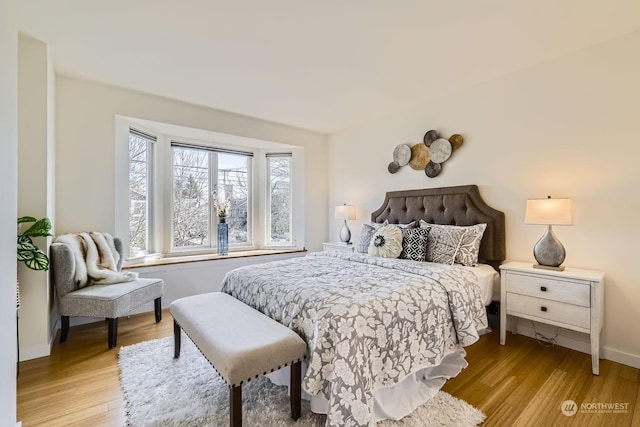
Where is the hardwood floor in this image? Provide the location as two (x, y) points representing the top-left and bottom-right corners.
(17, 310), (640, 426)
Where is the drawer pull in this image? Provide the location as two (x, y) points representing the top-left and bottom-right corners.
(541, 306), (548, 312)
(540, 286), (547, 292)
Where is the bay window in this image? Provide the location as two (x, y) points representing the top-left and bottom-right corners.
(116, 119), (303, 261)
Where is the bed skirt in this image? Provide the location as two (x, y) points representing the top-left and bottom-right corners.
(266, 345), (468, 422)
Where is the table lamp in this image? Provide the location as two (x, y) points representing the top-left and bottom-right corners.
(525, 196), (573, 271)
(334, 204), (356, 244)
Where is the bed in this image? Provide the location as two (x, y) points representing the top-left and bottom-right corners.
(220, 185), (505, 426)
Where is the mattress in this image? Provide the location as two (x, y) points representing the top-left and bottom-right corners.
(463, 263), (500, 306)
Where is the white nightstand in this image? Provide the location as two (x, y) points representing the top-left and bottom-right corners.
(322, 242), (355, 253)
(499, 261), (605, 375)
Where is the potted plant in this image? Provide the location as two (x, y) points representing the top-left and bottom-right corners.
(17, 216), (52, 271)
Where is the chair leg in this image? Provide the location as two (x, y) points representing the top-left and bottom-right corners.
(107, 318), (118, 349)
(60, 316), (70, 343)
(290, 361), (302, 420)
(173, 320), (181, 359)
(154, 297), (162, 322)
(230, 385), (242, 427)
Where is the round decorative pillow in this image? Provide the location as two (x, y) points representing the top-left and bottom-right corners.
(368, 225), (403, 258)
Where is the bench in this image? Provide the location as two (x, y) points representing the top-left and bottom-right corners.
(170, 292), (306, 427)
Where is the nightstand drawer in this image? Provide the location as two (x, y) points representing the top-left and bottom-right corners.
(506, 293), (590, 329)
(505, 272), (590, 307)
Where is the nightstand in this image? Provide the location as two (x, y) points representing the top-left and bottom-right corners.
(322, 242), (355, 253)
(499, 261), (605, 375)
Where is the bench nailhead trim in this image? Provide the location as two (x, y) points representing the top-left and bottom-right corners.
(174, 319), (306, 388)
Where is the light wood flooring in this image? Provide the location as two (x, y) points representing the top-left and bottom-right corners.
(17, 309), (640, 426)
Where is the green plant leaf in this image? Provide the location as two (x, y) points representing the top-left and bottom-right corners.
(23, 251), (50, 270)
(21, 218), (52, 238)
(17, 241), (40, 261)
(18, 216), (37, 224)
(17, 216), (52, 270)
(17, 235), (33, 245)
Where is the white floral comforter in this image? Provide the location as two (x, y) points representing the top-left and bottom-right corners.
(220, 251), (488, 427)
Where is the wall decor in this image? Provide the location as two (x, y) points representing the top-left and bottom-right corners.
(387, 129), (464, 178)
(408, 143), (430, 170)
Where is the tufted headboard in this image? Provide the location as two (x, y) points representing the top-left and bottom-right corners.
(371, 185), (505, 266)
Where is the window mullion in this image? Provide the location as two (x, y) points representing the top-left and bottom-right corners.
(211, 152), (218, 248)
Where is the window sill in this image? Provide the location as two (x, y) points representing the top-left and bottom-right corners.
(123, 248), (307, 269)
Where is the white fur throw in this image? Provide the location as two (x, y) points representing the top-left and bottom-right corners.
(368, 225), (403, 258)
(55, 232), (138, 287)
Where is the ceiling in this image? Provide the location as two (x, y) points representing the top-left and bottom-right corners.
(16, 1), (640, 134)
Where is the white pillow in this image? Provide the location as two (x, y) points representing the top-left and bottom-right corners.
(368, 225), (403, 258)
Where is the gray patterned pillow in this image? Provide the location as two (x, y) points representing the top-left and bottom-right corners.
(420, 221), (487, 266)
(355, 224), (377, 253)
(399, 227), (430, 261)
(387, 220), (417, 229)
(368, 225), (403, 258)
(419, 221), (466, 265)
(455, 223), (487, 266)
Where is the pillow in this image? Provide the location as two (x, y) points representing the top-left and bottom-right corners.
(387, 220), (417, 229)
(419, 221), (466, 265)
(368, 225), (403, 258)
(420, 221), (487, 266)
(355, 224), (377, 253)
(399, 227), (430, 261)
(455, 223), (487, 266)
(355, 222), (388, 253)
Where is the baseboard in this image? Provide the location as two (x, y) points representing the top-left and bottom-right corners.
(602, 347), (640, 369)
(511, 320), (640, 369)
(19, 342), (51, 361)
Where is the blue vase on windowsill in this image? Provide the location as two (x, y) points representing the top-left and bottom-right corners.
(217, 215), (228, 255)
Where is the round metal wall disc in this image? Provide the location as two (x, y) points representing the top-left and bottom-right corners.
(429, 138), (452, 163)
(425, 161), (442, 178)
(449, 134), (464, 150)
(409, 144), (430, 170)
(388, 161), (400, 174)
(423, 130), (439, 146)
(392, 144), (411, 166)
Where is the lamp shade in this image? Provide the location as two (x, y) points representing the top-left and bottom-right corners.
(334, 205), (356, 221)
(525, 198), (573, 226)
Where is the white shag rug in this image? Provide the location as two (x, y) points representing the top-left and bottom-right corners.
(119, 336), (485, 426)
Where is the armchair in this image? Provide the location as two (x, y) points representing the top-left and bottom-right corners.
(50, 237), (163, 348)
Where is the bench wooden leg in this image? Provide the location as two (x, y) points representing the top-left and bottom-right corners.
(173, 319), (181, 359)
(108, 318), (118, 349)
(154, 297), (162, 322)
(230, 385), (242, 427)
(60, 316), (69, 343)
(290, 361), (301, 420)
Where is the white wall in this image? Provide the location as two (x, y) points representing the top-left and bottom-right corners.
(328, 31), (640, 367)
(17, 34), (56, 361)
(0, 1), (18, 424)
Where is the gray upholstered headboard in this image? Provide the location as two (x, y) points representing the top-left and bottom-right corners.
(371, 185), (505, 266)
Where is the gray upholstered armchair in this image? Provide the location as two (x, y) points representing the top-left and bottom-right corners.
(50, 237), (163, 348)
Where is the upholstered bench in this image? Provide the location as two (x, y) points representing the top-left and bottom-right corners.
(170, 292), (306, 427)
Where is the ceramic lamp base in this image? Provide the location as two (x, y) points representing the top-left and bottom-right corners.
(339, 220), (351, 243)
(533, 225), (566, 269)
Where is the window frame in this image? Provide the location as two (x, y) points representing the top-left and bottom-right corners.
(125, 128), (156, 260)
(115, 117), (304, 263)
(169, 142), (253, 252)
(265, 153), (293, 246)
